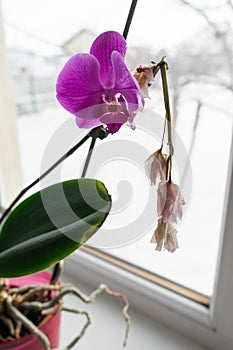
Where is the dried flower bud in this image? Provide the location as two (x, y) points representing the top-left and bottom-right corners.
(133, 65), (155, 98)
(157, 181), (185, 224)
(151, 218), (179, 253)
(145, 149), (168, 185)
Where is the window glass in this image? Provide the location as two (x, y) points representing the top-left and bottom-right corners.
(2, 0), (233, 296)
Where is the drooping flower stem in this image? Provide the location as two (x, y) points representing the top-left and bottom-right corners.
(146, 58), (185, 253)
(152, 56), (166, 79)
(159, 61), (174, 182)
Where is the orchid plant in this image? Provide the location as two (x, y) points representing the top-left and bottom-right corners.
(0, 36), (184, 273)
(0, 0), (185, 347)
(56, 30), (185, 253)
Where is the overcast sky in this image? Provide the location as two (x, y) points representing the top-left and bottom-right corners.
(1, 0), (206, 55)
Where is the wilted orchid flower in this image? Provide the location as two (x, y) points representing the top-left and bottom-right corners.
(151, 218), (178, 253)
(145, 149), (167, 185)
(133, 64), (155, 98)
(56, 31), (144, 134)
(157, 181), (185, 224)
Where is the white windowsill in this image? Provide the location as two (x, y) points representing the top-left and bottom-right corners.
(64, 248), (232, 350)
(67, 249), (210, 325)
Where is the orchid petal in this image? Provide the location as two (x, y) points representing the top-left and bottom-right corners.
(56, 53), (103, 114)
(90, 31), (127, 89)
(111, 51), (144, 122)
(74, 103), (106, 129)
(75, 115), (101, 129)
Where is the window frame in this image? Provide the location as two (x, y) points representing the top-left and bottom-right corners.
(66, 134), (233, 350)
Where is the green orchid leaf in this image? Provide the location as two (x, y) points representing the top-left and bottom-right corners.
(0, 178), (111, 277)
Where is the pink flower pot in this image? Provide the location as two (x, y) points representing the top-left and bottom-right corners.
(0, 271), (61, 350)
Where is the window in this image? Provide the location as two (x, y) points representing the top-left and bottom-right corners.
(85, 98), (232, 297)
(1, 1), (233, 348)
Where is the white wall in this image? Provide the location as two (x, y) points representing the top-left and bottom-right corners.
(0, 0), (23, 205)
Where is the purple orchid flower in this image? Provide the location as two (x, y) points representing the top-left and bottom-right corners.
(56, 31), (144, 134)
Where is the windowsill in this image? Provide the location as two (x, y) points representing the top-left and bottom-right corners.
(64, 247), (233, 350)
(81, 246), (210, 306)
(60, 264), (207, 350)
(65, 247), (210, 325)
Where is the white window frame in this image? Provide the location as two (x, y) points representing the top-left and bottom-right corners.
(66, 135), (233, 350)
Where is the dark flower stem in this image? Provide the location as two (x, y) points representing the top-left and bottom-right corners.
(81, 0), (139, 176)
(80, 125), (109, 178)
(0, 133), (90, 226)
(0, 125), (110, 228)
(123, 0), (138, 39)
(81, 138), (97, 178)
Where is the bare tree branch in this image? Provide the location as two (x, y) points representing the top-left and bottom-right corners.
(177, 0), (221, 36)
(227, 0), (233, 11)
(180, 76), (233, 92)
(181, 100), (202, 186)
(177, 0), (233, 79)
